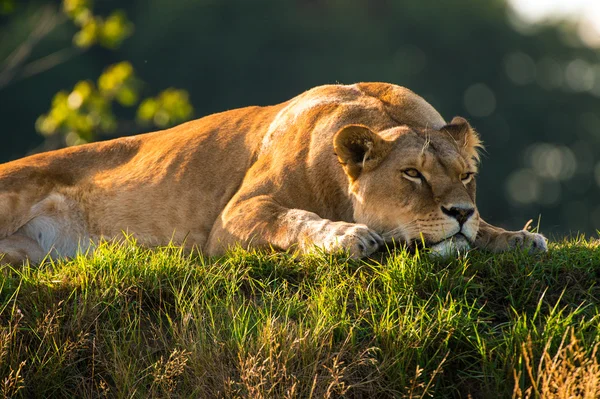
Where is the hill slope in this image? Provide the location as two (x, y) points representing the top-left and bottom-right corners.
(1, 240), (599, 398)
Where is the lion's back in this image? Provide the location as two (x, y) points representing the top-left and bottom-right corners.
(0, 82), (448, 251)
(261, 83), (446, 152)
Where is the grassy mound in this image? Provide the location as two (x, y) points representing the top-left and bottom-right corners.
(1, 239), (599, 398)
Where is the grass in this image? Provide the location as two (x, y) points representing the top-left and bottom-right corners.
(1, 238), (600, 398)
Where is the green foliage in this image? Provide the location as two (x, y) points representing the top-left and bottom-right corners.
(0, 0), (14, 15)
(36, 62), (193, 145)
(63, 0), (133, 49)
(32, 1), (194, 145)
(1, 240), (599, 397)
(137, 89), (194, 128)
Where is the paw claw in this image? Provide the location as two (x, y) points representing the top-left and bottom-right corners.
(509, 230), (547, 253)
(311, 222), (382, 258)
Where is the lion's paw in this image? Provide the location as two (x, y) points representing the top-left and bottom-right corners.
(505, 230), (547, 252)
(313, 222), (383, 258)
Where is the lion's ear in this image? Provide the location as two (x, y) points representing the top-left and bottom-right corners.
(445, 117), (470, 136)
(443, 116), (483, 162)
(333, 125), (393, 181)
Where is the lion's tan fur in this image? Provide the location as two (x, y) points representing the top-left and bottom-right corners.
(0, 82), (546, 264)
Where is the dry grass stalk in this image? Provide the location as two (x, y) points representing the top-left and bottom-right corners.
(151, 348), (191, 394)
(225, 318), (381, 398)
(1, 307), (25, 399)
(1, 361), (25, 399)
(402, 351), (448, 399)
(513, 329), (600, 399)
(230, 325), (301, 399)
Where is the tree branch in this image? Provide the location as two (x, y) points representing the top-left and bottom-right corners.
(0, 5), (67, 89)
(19, 46), (85, 81)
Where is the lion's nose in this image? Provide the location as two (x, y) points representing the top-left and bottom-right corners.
(441, 206), (474, 226)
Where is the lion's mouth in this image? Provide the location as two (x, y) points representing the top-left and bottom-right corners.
(443, 232), (470, 244)
(415, 232), (472, 248)
(379, 230), (473, 253)
(427, 232), (473, 257)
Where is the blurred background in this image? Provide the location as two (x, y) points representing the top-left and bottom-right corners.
(1, 0), (599, 238)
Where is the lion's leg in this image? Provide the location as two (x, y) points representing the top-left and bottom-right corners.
(206, 196), (383, 258)
(0, 193), (90, 265)
(474, 219), (547, 253)
(0, 234), (46, 265)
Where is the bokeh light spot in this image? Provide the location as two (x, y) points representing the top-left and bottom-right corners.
(565, 59), (595, 92)
(67, 92), (83, 110)
(578, 16), (600, 48)
(527, 143), (577, 180)
(506, 169), (540, 204)
(504, 52), (536, 85)
(464, 83), (496, 117)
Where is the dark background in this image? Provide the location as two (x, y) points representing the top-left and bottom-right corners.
(1, 0), (600, 238)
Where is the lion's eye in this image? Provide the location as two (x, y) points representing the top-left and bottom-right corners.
(403, 168), (422, 179)
(460, 172), (474, 182)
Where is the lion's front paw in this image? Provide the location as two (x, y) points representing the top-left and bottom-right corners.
(311, 222), (383, 258)
(498, 230), (548, 253)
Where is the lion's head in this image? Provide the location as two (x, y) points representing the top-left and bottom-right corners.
(334, 116), (483, 255)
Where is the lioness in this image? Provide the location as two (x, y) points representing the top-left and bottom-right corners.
(0, 82), (546, 264)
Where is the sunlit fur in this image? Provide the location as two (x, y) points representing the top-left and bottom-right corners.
(349, 124), (481, 249)
(0, 82), (545, 264)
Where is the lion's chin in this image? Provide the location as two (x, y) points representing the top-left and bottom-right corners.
(428, 233), (471, 258)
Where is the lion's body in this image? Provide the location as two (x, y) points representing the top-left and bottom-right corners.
(0, 83), (545, 264)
